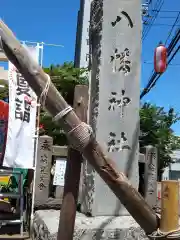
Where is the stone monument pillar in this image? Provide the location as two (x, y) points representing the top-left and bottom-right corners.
(81, 0), (142, 216)
(34, 135), (53, 206)
(144, 145), (158, 209)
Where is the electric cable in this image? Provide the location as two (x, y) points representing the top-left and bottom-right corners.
(148, 45), (180, 89)
(142, 0), (164, 41)
(140, 44), (180, 99)
(140, 30), (180, 99)
(165, 11), (180, 45)
(167, 29), (180, 54)
(158, 16), (178, 19)
(143, 23), (180, 27)
(142, 0), (162, 39)
(152, 10), (179, 13)
(144, 61), (180, 65)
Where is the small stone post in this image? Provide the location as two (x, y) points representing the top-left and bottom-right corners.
(144, 145), (158, 209)
(34, 135), (53, 207)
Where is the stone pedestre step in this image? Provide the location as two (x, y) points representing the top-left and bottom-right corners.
(32, 210), (148, 240)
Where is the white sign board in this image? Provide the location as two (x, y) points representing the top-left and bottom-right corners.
(53, 158), (67, 186)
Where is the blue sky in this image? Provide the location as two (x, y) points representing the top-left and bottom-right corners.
(1, 0), (79, 65)
(1, 0), (180, 133)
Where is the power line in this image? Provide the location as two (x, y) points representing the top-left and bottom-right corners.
(141, 46), (180, 99)
(143, 23), (180, 26)
(166, 45), (180, 65)
(140, 29), (180, 99)
(145, 45), (180, 91)
(165, 12), (180, 45)
(143, 61), (180, 66)
(143, 29), (180, 90)
(142, 3), (159, 39)
(142, 0), (164, 41)
(142, 0), (161, 37)
(152, 9), (179, 13)
(167, 29), (180, 53)
(158, 16), (178, 19)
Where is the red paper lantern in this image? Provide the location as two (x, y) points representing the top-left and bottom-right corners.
(154, 43), (167, 73)
(0, 100), (9, 164)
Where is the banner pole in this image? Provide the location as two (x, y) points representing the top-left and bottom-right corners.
(30, 42), (42, 237)
(30, 102), (40, 237)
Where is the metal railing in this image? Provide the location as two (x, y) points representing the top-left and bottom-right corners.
(0, 169), (24, 237)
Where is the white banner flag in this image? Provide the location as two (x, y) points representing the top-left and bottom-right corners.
(3, 45), (39, 168)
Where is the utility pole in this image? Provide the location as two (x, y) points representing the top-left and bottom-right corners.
(74, 0), (91, 69)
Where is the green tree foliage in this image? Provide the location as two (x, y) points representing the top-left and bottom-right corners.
(0, 63), (88, 145)
(41, 62), (88, 145)
(44, 62), (88, 105)
(0, 81), (8, 100)
(140, 102), (180, 179)
(2, 63), (180, 179)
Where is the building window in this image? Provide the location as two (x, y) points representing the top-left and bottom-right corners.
(86, 39), (89, 45)
(86, 54), (89, 62)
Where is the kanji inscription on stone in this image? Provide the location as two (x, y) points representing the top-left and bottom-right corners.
(110, 48), (131, 75)
(108, 89), (131, 117)
(111, 11), (133, 28)
(107, 132), (131, 152)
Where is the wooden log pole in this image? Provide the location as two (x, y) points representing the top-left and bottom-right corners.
(0, 20), (159, 234)
(57, 85), (88, 240)
(160, 180), (179, 233)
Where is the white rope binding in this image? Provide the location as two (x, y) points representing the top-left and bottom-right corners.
(53, 106), (73, 122)
(39, 74), (51, 108)
(148, 228), (180, 239)
(53, 108), (93, 151)
(67, 122), (93, 151)
(37, 74), (93, 151)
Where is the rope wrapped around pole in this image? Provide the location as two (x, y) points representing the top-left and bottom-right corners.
(0, 19), (159, 235)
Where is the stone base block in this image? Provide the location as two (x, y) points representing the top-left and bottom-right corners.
(34, 197), (62, 210)
(32, 210), (148, 240)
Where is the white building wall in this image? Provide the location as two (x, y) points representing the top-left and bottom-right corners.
(162, 149), (180, 180)
(171, 162), (180, 171)
(170, 150), (180, 161)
